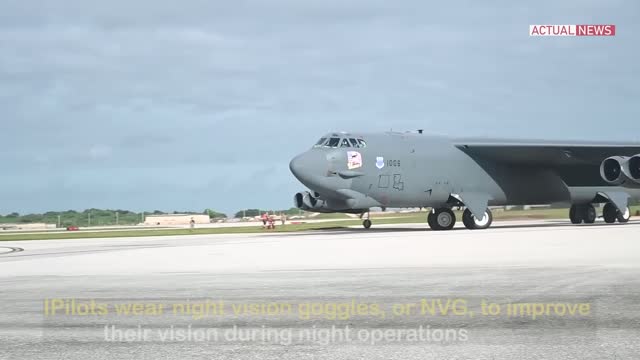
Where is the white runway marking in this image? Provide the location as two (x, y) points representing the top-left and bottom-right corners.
(0, 246), (24, 255)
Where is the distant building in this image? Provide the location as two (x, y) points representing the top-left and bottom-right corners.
(144, 214), (210, 226)
(0, 223), (56, 231)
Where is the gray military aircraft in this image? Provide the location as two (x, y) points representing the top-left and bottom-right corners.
(289, 131), (640, 230)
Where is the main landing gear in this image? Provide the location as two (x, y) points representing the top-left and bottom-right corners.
(462, 208), (493, 230)
(427, 207), (494, 231)
(569, 204), (597, 224)
(602, 203), (630, 224)
(569, 203), (630, 224)
(427, 208), (456, 230)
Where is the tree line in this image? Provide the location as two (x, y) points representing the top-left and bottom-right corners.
(0, 209), (227, 227)
(0, 207), (309, 227)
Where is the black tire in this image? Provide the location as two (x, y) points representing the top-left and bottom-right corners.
(462, 211), (473, 229)
(427, 211), (440, 230)
(584, 205), (596, 224)
(569, 205), (583, 224)
(434, 208), (456, 231)
(363, 219), (372, 229)
(462, 208), (493, 230)
(617, 206), (630, 223)
(603, 203), (617, 224)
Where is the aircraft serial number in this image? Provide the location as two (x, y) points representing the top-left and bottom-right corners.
(387, 159), (401, 167)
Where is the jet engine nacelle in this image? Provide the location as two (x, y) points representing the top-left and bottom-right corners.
(600, 155), (640, 188)
(626, 154), (640, 182)
(600, 156), (628, 185)
(294, 191), (333, 212)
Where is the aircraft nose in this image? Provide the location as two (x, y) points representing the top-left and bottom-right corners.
(289, 151), (328, 186)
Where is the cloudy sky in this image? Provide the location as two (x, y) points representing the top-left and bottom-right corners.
(1, 0), (638, 216)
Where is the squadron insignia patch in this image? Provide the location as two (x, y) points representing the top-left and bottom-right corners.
(347, 151), (363, 170)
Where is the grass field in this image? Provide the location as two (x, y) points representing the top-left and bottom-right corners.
(1, 207), (638, 242)
(0, 221), (363, 241)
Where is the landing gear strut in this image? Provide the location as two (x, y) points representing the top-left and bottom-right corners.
(361, 211), (372, 229)
(462, 208), (493, 230)
(428, 208), (456, 231)
(569, 204), (596, 224)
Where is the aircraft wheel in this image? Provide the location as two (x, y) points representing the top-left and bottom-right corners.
(462, 208), (493, 230)
(430, 208), (455, 231)
(569, 205), (583, 224)
(603, 203), (617, 224)
(363, 219), (372, 229)
(583, 204), (596, 224)
(617, 206), (630, 223)
(427, 210), (440, 230)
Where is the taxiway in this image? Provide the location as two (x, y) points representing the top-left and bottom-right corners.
(1, 220), (639, 359)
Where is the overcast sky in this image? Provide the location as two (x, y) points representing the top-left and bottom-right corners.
(1, 0), (639, 216)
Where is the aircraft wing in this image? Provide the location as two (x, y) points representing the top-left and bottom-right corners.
(453, 138), (640, 166)
(453, 138), (640, 212)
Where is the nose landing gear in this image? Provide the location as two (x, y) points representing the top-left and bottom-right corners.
(360, 211), (372, 229)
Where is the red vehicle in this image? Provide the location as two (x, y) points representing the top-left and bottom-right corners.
(66, 226), (80, 231)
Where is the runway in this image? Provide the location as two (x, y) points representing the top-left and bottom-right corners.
(1, 219), (639, 359)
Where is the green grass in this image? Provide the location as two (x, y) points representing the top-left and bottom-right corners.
(1, 206), (638, 242)
(0, 221), (363, 241)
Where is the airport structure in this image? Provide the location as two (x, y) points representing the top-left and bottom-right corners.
(0, 223), (56, 231)
(143, 214), (210, 226)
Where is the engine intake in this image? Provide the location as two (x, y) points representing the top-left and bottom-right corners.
(600, 156), (626, 185)
(627, 155), (640, 180)
(294, 191), (332, 212)
(599, 155), (640, 188)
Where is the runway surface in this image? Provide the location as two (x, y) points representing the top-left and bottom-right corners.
(1, 219), (639, 359)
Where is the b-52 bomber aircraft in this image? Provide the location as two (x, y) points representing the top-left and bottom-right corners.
(289, 131), (640, 230)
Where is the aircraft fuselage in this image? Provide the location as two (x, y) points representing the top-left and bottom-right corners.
(290, 131), (640, 229)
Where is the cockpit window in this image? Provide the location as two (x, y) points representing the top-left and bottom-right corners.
(326, 137), (341, 148)
(314, 135), (365, 149)
(314, 138), (327, 147)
